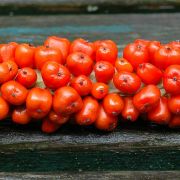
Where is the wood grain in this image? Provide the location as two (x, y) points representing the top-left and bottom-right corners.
(0, 13), (179, 149)
(0, 171), (180, 180)
(0, 14), (179, 173)
(0, 0), (180, 14)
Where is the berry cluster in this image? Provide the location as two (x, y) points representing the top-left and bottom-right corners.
(0, 37), (179, 133)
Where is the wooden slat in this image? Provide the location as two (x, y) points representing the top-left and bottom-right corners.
(0, 171), (180, 180)
(0, 14), (179, 173)
(0, 0), (179, 14)
(0, 13), (179, 47)
(0, 13), (179, 150)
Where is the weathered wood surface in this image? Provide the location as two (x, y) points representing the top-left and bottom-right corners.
(0, 13), (180, 48)
(0, 171), (180, 180)
(0, 14), (179, 174)
(0, 0), (180, 14)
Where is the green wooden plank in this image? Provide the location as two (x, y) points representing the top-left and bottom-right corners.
(0, 14), (178, 151)
(0, 14), (179, 173)
(0, 14), (179, 47)
(0, 148), (179, 172)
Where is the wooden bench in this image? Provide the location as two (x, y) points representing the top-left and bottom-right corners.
(0, 12), (179, 179)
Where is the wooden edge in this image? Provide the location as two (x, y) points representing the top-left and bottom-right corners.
(1, 141), (180, 152)
(0, 171), (179, 179)
(0, 0), (180, 14)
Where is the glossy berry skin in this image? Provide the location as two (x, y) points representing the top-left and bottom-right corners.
(53, 86), (83, 115)
(94, 61), (114, 83)
(66, 52), (93, 77)
(103, 93), (124, 116)
(168, 95), (180, 115)
(136, 63), (163, 85)
(147, 41), (161, 62)
(44, 36), (70, 64)
(0, 42), (18, 62)
(134, 39), (150, 47)
(41, 118), (60, 134)
(122, 97), (139, 122)
(154, 45), (180, 69)
(95, 105), (118, 131)
(12, 106), (31, 125)
(91, 82), (109, 100)
(94, 40), (117, 51)
(95, 40), (118, 65)
(75, 96), (99, 126)
(26, 88), (52, 119)
(163, 65), (180, 95)
(115, 58), (133, 73)
(15, 43), (35, 68)
(16, 67), (37, 88)
(123, 43), (149, 70)
(0, 60), (18, 84)
(133, 85), (161, 113)
(147, 97), (171, 125)
(70, 75), (92, 96)
(48, 110), (69, 125)
(113, 71), (141, 94)
(70, 38), (95, 59)
(169, 40), (180, 49)
(41, 61), (71, 90)
(1, 80), (28, 105)
(34, 46), (63, 70)
(0, 96), (9, 120)
(168, 115), (180, 128)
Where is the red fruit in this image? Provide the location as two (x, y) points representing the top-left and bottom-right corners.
(0, 42), (18, 62)
(169, 40), (180, 49)
(1, 80), (28, 105)
(103, 93), (124, 116)
(41, 61), (71, 90)
(115, 58), (133, 73)
(44, 36), (70, 64)
(113, 71), (141, 94)
(95, 105), (118, 131)
(15, 43), (35, 68)
(91, 82), (109, 100)
(147, 41), (161, 62)
(70, 38), (95, 59)
(123, 43), (149, 70)
(66, 52), (93, 76)
(12, 106), (31, 125)
(95, 40), (118, 65)
(134, 39), (150, 47)
(94, 40), (117, 51)
(75, 96), (99, 126)
(53, 86), (83, 115)
(122, 97), (139, 122)
(41, 118), (60, 134)
(0, 60), (18, 84)
(48, 110), (69, 125)
(94, 61), (114, 83)
(34, 46), (63, 70)
(168, 95), (180, 115)
(16, 67), (37, 88)
(0, 96), (9, 120)
(163, 65), (180, 95)
(26, 88), (52, 119)
(70, 75), (92, 96)
(148, 97), (171, 125)
(169, 115), (180, 128)
(154, 45), (180, 69)
(133, 85), (161, 113)
(136, 63), (163, 85)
